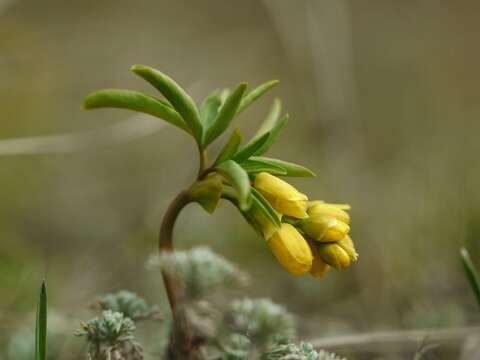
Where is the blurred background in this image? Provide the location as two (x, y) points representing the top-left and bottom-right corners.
(1, 0), (480, 358)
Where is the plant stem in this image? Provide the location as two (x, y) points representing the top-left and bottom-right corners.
(157, 145), (212, 360)
(197, 145), (208, 179)
(158, 189), (192, 314)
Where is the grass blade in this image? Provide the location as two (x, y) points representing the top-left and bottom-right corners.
(461, 247), (480, 307)
(84, 89), (190, 133)
(35, 280), (47, 360)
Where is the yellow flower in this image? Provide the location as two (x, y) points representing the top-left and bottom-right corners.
(317, 243), (351, 269)
(308, 240), (331, 278)
(337, 235), (358, 262)
(254, 172), (308, 218)
(267, 223), (313, 275)
(301, 202), (351, 242)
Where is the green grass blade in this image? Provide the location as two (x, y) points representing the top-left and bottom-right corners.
(215, 160), (251, 211)
(460, 247), (480, 307)
(233, 132), (270, 163)
(35, 280), (47, 360)
(204, 83), (247, 146)
(84, 89), (190, 133)
(130, 65), (203, 142)
(237, 80), (279, 114)
(250, 157), (316, 177)
(215, 128), (243, 165)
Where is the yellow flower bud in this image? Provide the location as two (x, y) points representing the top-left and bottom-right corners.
(254, 172), (308, 218)
(308, 202), (350, 224)
(301, 202), (351, 242)
(267, 223), (313, 275)
(308, 240), (331, 278)
(309, 201), (351, 211)
(317, 243), (351, 269)
(337, 235), (358, 262)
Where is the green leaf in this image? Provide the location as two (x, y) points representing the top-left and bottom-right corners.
(35, 280), (47, 360)
(233, 132), (270, 163)
(237, 80), (279, 114)
(253, 113), (289, 156)
(240, 158), (287, 176)
(200, 90), (222, 129)
(253, 98), (282, 138)
(250, 188), (281, 228)
(204, 83), (247, 146)
(219, 88), (231, 105)
(249, 156), (316, 177)
(130, 65), (203, 142)
(84, 89), (190, 133)
(215, 128), (243, 165)
(461, 247), (480, 307)
(215, 160), (251, 211)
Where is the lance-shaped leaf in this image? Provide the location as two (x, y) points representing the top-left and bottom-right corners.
(84, 89), (190, 133)
(215, 128), (243, 165)
(249, 156), (316, 177)
(233, 132), (270, 163)
(237, 80), (279, 114)
(200, 90), (222, 129)
(250, 187), (281, 228)
(461, 247), (480, 307)
(219, 88), (230, 104)
(240, 158), (287, 176)
(253, 114), (289, 156)
(215, 160), (251, 211)
(130, 65), (203, 142)
(204, 83), (247, 146)
(253, 98), (282, 138)
(35, 280), (47, 360)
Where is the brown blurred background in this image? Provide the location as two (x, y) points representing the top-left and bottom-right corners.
(1, 0), (480, 357)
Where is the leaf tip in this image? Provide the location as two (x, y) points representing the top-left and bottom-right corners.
(130, 64), (147, 73)
(83, 95), (94, 110)
(237, 82), (248, 94)
(239, 199), (251, 212)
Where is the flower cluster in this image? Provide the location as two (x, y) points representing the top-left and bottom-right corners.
(84, 65), (358, 280)
(249, 172), (358, 277)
